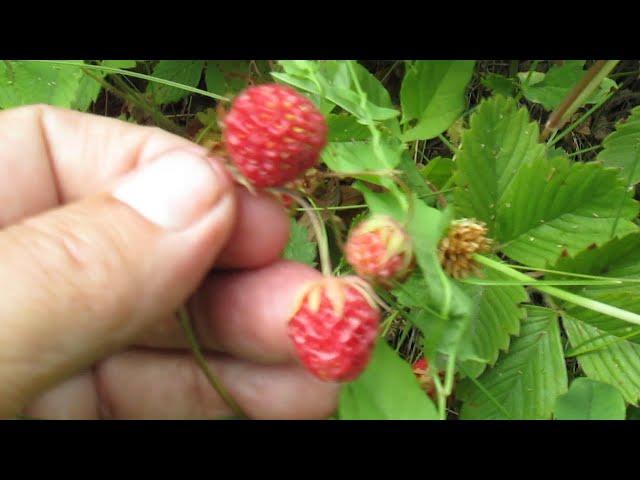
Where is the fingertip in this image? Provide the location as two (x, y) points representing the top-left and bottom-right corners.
(193, 260), (323, 364)
(216, 187), (291, 269)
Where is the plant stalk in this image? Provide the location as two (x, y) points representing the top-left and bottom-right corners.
(541, 60), (619, 141)
(475, 255), (640, 326)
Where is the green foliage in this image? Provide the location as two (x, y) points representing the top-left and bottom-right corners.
(455, 95), (639, 268)
(457, 307), (568, 419)
(282, 219), (317, 267)
(563, 316), (640, 405)
(339, 339), (438, 419)
(205, 61), (270, 97)
(102, 60), (137, 69)
(554, 233), (640, 339)
(517, 60), (617, 110)
(3, 59), (640, 421)
(146, 60), (204, 105)
(327, 114), (373, 142)
(458, 266), (529, 378)
(481, 73), (517, 97)
(272, 60), (400, 124)
(72, 72), (103, 111)
(400, 60), (475, 141)
(554, 378), (626, 420)
(419, 156), (454, 189)
(0, 60), (85, 109)
(597, 105), (640, 185)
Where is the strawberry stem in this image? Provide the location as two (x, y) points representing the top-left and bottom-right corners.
(177, 306), (247, 419)
(270, 187), (332, 276)
(475, 255), (640, 326)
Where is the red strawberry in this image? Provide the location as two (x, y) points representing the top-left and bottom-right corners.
(223, 84), (328, 188)
(287, 276), (381, 382)
(345, 215), (414, 287)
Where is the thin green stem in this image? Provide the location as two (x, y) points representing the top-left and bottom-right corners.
(504, 263), (640, 284)
(271, 188), (332, 276)
(195, 121), (216, 145)
(443, 352), (457, 395)
(610, 69), (640, 79)
(461, 279), (623, 286)
(548, 89), (616, 147)
(294, 204), (368, 212)
(380, 310), (401, 337)
(567, 144), (601, 158)
(565, 326), (640, 358)
(475, 255), (640, 327)
(437, 133), (458, 154)
(109, 73), (184, 135)
(430, 364), (447, 420)
(380, 61), (402, 84)
(177, 306), (247, 419)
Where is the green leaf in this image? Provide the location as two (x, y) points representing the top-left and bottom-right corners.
(71, 72), (103, 111)
(355, 182), (406, 221)
(397, 151), (432, 199)
(204, 62), (228, 97)
(498, 156), (638, 267)
(454, 95), (544, 232)
(553, 233), (640, 340)
(597, 105), (640, 185)
(455, 95), (639, 268)
(554, 377), (626, 420)
(0, 60), (84, 108)
(481, 73), (517, 97)
(205, 61), (255, 96)
(102, 60), (137, 69)
(146, 60), (204, 105)
(458, 266), (528, 378)
(273, 60), (400, 123)
(518, 61), (585, 110)
(327, 114), (371, 142)
(563, 316), (640, 405)
(339, 339), (439, 419)
(518, 61), (617, 110)
(457, 306), (568, 419)
(321, 139), (403, 185)
(400, 60), (475, 141)
(420, 156), (454, 190)
(282, 219), (317, 267)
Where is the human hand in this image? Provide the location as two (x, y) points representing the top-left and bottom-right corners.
(0, 105), (340, 419)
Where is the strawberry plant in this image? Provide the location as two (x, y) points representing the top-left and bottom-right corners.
(3, 59), (640, 420)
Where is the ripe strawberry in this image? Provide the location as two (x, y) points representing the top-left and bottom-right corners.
(345, 215), (414, 287)
(287, 276), (381, 382)
(223, 84), (328, 188)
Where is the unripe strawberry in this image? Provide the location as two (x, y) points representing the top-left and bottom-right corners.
(438, 218), (491, 279)
(287, 276), (381, 382)
(223, 84), (328, 188)
(412, 357), (442, 400)
(345, 215), (414, 287)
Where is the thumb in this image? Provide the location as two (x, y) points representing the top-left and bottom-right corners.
(0, 149), (236, 416)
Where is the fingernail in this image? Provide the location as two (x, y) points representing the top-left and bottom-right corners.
(112, 150), (230, 230)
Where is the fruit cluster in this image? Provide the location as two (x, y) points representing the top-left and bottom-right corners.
(222, 83), (393, 383)
(219, 83), (487, 386)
